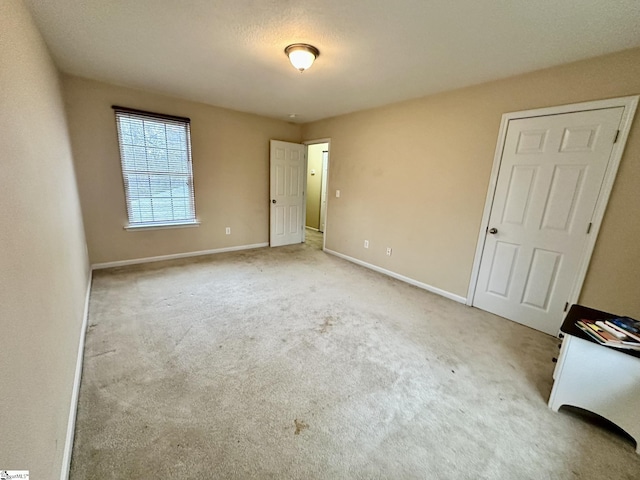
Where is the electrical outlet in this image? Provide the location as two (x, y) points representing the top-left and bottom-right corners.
(386, 247), (392, 256)
(225, 227), (231, 235)
(364, 240), (369, 248)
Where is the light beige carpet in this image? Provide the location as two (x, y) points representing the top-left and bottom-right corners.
(71, 230), (639, 479)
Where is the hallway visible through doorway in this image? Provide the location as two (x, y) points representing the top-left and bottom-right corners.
(304, 227), (323, 250)
(305, 143), (329, 232)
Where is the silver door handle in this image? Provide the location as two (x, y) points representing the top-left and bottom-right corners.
(489, 228), (498, 234)
(272, 199), (276, 204)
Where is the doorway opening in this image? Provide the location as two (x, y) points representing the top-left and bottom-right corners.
(304, 227), (324, 251)
(304, 140), (330, 251)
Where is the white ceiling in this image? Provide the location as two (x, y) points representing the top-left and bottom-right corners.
(24, 0), (640, 123)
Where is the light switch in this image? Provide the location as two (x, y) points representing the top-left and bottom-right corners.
(336, 190), (341, 198)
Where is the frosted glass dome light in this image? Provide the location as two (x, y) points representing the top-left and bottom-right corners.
(285, 44), (320, 72)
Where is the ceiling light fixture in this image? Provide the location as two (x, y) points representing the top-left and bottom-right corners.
(284, 43), (320, 73)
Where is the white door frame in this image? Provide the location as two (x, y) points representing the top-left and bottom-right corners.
(466, 96), (638, 312)
(303, 138), (331, 251)
(319, 149), (329, 233)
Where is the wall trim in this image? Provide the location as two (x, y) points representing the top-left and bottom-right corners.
(324, 248), (467, 304)
(60, 270), (92, 480)
(91, 243), (269, 270)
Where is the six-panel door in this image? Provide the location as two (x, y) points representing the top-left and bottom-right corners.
(270, 140), (305, 247)
(473, 108), (623, 335)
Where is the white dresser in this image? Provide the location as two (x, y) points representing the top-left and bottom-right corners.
(548, 305), (640, 454)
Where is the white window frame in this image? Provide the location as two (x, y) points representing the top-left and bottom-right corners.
(113, 106), (199, 230)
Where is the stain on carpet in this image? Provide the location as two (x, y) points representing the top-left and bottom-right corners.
(319, 316), (334, 333)
(294, 419), (309, 435)
(175, 325), (194, 347)
(88, 349), (116, 358)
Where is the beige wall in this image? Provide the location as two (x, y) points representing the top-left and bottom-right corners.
(305, 144), (325, 230)
(63, 76), (302, 264)
(303, 48), (640, 318)
(0, 1), (90, 478)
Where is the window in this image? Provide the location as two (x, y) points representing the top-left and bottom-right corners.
(113, 106), (197, 229)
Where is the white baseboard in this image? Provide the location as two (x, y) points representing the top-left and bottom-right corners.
(324, 248), (467, 304)
(91, 243), (269, 270)
(305, 226), (320, 232)
(60, 270), (92, 480)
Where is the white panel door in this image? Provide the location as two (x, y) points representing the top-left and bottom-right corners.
(270, 140), (305, 247)
(473, 107), (623, 335)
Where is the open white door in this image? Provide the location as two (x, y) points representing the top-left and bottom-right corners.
(270, 140), (305, 247)
(472, 107), (625, 335)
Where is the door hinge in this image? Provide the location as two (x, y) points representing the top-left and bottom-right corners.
(586, 222), (592, 234)
(614, 130), (620, 143)
(564, 302), (569, 312)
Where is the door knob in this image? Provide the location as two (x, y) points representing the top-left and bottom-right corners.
(272, 199), (276, 204)
(489, 228), (498, 234)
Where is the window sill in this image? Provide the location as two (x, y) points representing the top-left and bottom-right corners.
(124, 221), (200, 232)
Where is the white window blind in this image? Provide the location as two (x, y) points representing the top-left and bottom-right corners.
(114, 107), (197, 228)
